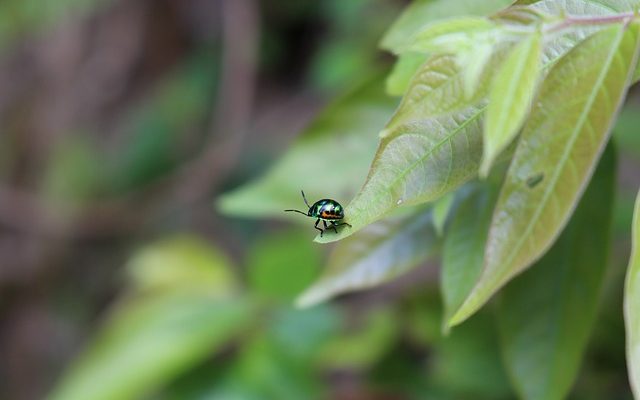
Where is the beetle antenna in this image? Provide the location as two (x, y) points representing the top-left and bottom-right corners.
(301, 190), (311, 208)
(284, 209), (308, 216)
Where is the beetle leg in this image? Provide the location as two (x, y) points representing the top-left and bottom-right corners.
(329, 220), (338, 234)
(332, 221), (352, 229)
(322, 220), (336, 234)
(315, 219), (324, 237)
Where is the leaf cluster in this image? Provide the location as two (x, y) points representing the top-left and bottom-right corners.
(221, 0), (640, 398)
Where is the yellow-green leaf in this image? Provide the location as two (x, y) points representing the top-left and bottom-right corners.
(400, 16), (497, 54)
(380, 0), (513, 53)
(481, 31), (542, 177)
(384, 54), (486, 132)
(450, 23), (640, 326)
(313, 49), (507, 244)
(315, 103), (486, 244)
(625, 188), (640, 398)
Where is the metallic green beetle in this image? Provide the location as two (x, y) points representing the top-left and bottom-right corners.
(285, 190), (352, 237)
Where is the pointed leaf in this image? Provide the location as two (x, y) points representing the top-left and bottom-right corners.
(316, 103), (486, 244)
(400, 17), (497, 54)
(450, 23), (640, 326)
(380, 0), (513, 53)
(481, 31), (542, 177)
(625, 188), (640, 398)
(217, 74), (397, 218)
(441, 185), (500, 332)
(496, 143), (616, 400)
(297, 209), (438, 307)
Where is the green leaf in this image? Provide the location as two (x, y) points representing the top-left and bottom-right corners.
(217, 73), (397, 218)
(316, 45), (521, 244)
(527, 1), (624, 67)
(481, 31), (542, 177)
(386, 52), (429, 96)
(441, 185), (499, 333)
(318, 307), (398, 369)
(400, 16), (497, 54)
(625, 188), (640, 398)
(224, 305), (340, 400)
(633, 60), (640, 83)
(315, 99), (484, 243)
(383, 54), (487, 131)
(318, 3), (636, 245)
(50, 237), (250, 400)
(458, 39), (497, 100)
(495, 143), (616, 400)
(246, 229), (321, 302)
(380, 0), (513, 53)
(432, 192), (456, 236)
(527, 0), (640, 13)
(432, 312), (513, 398)
(126, 234), (237, 297)
(267, 306), (342, 361)
(450, 23), (640, 326)
(315, 101), (486, 244)
(297, 208), (438, 306)
(614, 105), (640, 158)
(49, 295), (253, 400)
(403, 292), (513, 397)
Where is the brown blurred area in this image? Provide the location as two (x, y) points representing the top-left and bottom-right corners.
(0, 1), (391, 398)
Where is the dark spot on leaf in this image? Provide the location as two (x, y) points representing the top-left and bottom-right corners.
(526, 173), (544, 188)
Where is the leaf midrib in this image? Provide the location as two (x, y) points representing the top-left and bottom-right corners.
(387, 106), (485, 202)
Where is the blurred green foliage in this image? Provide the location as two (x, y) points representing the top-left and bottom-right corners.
(108, 54), (218, 193)
(5, 1), (640, 400)
(0, 0), (114, 50)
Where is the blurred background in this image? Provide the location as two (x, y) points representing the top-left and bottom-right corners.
(1, 1), (640, 399)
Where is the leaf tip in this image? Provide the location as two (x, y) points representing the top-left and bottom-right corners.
(294, 286), (326, 309)
(440, 320), (452, 336)
(379, 128), (392, 138)
(447, 291), (482, 328)
(447, 310), (467, 328)
(479, 157), (492, 179)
